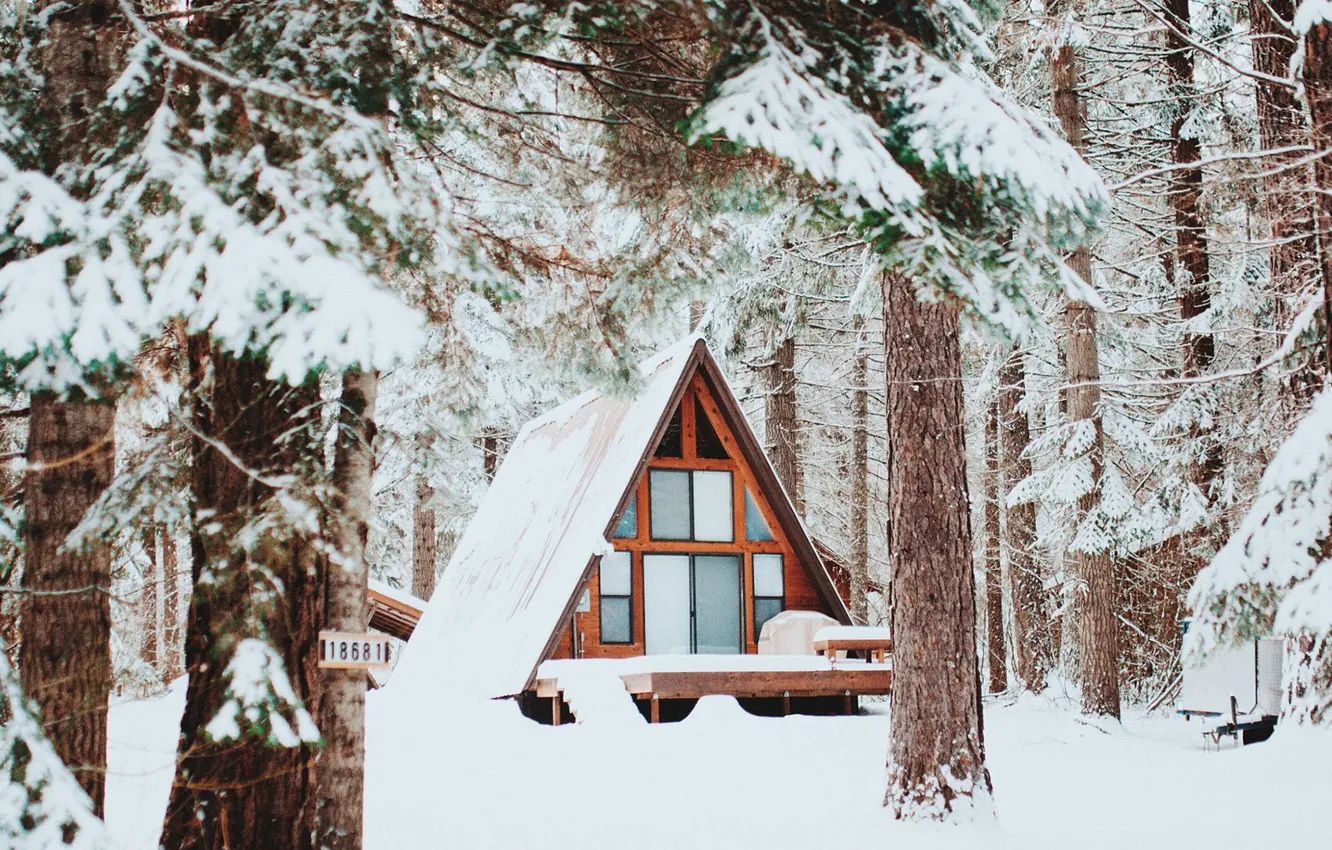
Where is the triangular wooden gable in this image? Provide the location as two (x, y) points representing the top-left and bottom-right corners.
(531, 340), (851, 681)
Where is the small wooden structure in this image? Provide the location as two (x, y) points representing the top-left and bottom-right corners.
(367, 580), (425, 642)
(390, 337), (887, 723)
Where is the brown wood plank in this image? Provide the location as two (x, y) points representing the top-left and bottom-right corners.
(618, 668), (892, 700)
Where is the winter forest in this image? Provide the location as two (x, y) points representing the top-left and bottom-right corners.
(1, 0), (1331, 848)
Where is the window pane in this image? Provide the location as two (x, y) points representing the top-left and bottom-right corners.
(649, 470), (691, 540)
(753, 553), (784, 597)
(694, 555), (742, 654)
(600, 551), (632, 596)
(745, 489), (774, 541)
(600, 596), (631, 644)
(695, 407), (729, 459)
(655, 406), (683, 458)
(754, 597), (783, 639)
(644, 554), (692, 654)
(692, 470), (733, 542)
(613, 492), (637, 539)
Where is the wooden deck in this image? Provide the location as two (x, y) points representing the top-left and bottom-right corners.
(533, 663), (891, 722)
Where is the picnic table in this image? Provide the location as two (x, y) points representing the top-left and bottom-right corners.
(812, 626), (893, 664)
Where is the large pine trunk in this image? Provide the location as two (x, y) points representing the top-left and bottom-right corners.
(984, 400), (1006, 693)
(18, 0), (124, 814)
(1052, 36), (1122, 719)
(765, 335), (803, 513)
(1252, 0), (1320, 406)
(997, 349), (1053, 691)
(1164, 0), (1221, 504)
(849, 315), (870, 623)
(315, 368), (378, 850)
(882, 272), (990, 819)
(161, 345), (324, 850)
(1303, 20), (1332, 382)
(19, 392), (115, 814)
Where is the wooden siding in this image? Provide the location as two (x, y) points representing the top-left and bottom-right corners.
(549, 373), (834, 660)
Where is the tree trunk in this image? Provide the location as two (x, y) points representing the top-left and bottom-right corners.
(882, 272), (990, 819)
(17, 0), (125, 814)
(19, 392), (115, 814)
(849, 315), (870, 624)
(984, 400), (1006, 694)
(1302, 20), (1332, 382)
(161, 344), (324, 850)
(997, 349), (1053, 692)
(413, 433), (437, 600)
(140, 525), (160, 673)
(315, 368), (378, 850)
(765, 335), (803, 514)
(1252, 0), (1320, 406)
(1164, 0), (1221, 507)
(1052, 33), (1122, 719)
(481, 429), (500, 481)
(161, 524), (181, 681)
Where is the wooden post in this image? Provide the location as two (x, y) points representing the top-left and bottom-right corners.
(782, 690), (791, 716)
(650, 693), (660, 724)
(551, 695), (562, 726)
(844, 690), (853, 716)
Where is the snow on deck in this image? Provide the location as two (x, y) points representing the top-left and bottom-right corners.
(813, 625), (892, 642)
(537, 653), (890, 681)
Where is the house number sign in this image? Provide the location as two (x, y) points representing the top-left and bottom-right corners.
(319, 631), (391, 670)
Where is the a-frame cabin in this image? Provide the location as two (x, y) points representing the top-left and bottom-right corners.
(392, 337), (887, 723)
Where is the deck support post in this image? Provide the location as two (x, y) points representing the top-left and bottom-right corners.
(552, 695), (562, 726)
(782, 691), (791, 717)
(844, 690), (853, 715)
(650, 693), (660, 724)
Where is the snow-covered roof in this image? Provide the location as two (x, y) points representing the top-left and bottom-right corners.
(390, 335), (849, 701)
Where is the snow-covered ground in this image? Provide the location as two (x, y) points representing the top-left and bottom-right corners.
(105, 681), (1332, 850)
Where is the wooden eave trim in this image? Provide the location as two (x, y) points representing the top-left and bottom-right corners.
(521, 340), (709, 694)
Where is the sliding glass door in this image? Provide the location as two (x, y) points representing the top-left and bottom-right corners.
(643, 553), (742, 655)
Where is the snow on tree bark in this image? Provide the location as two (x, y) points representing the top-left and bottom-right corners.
(765, 335), (803, 514)
(1051, 14), (1122, 719)
(413, 433), (437, 600)
(1251, 0), (1320, 407)
(161, 345), (324, 850)
(1302, 10), (1332, 382)
(998, 349), (1052, 692)
(882, 271), (991, 820)
(315, 367), (378, 850)
(984, 399), (1006, 694)
(849, 314), (870, 624)
(1164, 0), (1221, 517)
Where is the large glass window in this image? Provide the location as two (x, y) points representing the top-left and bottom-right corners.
(649, 470), (692, 539)
(599, 551), (633, 644)
(643, 553), (742, 655)
(694, 555), (742, 654)
(613, 492), (637, 539)
(753, 553), (784, 638)
(692, 471), (734, 542)
(649, 469), (733, 542)
(745, 488), (774, 542)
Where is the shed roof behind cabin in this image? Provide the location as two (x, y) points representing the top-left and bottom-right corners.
(390, 336), (849, 702)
